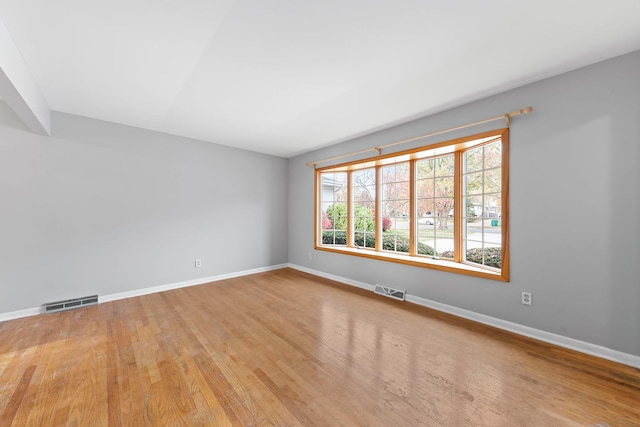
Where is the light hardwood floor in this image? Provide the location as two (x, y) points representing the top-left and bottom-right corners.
(1, 268), (639, 426)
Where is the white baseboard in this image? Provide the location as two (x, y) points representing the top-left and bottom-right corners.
(0, 264), (288, 323)
(289, 263), (376, 292)
(288, 264), (640, 369)
(0, 306), (42, 322)
(100, 264), (288, 303)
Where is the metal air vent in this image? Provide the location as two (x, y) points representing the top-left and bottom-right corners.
(44, 295), (99, 313)
(374, 285), (406, 301)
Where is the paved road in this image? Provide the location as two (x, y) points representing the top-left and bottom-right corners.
(391, 218), (501, 252)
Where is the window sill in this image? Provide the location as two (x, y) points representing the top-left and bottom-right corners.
(314, 245), (508, 282)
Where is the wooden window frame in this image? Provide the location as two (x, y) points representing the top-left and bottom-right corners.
(314, 128), (509, 282)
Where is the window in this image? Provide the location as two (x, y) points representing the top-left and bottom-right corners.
(352, 168), (376, 249)
(315, 129), (509, 281)
(416, 154), (455, 257)
(320, 172), (347, 245)
(381, 161), (410, 253)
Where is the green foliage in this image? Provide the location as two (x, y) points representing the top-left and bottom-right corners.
(354, 231), (376, 249)
(322, 231), (434, 256)
(353, 205), (375, 232)
(439, 247), (502, 268)
(325, 203), (347, 230)
(322, 230), (346, 245)
(326, 203), (376, 232)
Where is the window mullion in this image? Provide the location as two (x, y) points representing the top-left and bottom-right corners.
(347, 170), (354, 247)
(454, 150), (463, 262)
(501, 133), (510, 280)
(409, 159), (416, 256)
(375, 165), (382, 251)
(315, 170), (319, 248)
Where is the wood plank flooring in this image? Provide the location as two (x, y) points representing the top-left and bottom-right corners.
(1, 268), (639, 426)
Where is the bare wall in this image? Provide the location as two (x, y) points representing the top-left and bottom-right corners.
(288, 50), (640, 357)
(0, 109), (288, 313)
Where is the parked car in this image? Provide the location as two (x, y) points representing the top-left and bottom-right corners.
(418, 217), (436, 225)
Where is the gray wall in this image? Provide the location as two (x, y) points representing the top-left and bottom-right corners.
(289, 50), (640, 357)
(0, 108), (288, 313)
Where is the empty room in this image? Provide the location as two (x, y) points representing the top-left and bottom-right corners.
(1, 1), (639, 426)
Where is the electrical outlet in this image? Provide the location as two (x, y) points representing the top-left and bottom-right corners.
(195, 259), (202, 268)
(308, 252), (313, 260)
(521, 291), (532, 306)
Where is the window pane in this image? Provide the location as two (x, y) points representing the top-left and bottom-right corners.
(382, 162), (411, 254)
(465, 216), (481, 241)
(465, 146), (483, 173)
(382, 165), (396, 182)
(320, 171), (348, 246)
(485, 194), (501, 218)
(397, 181), (410, 198)
(396, 162), (410, 181)
(465, 245), (502, 269)
(465, 172), (483, 195)
(462, 139), (503, 269)
(484, 168), (501, 193)
(434, 197), (454, 220)
(417, 178), (435, 199)
(416, 154), (454, 258)
(352, 168), (376, 248)
(382, 183), (395, 201)
(484, 142), (502, 169)
(484, 220), (502, 247)
(418, 199), (435, 218)
(435, 156), (454, 176)
(417, 158), (435, 179)
(465, 195), (483, 219)
(434, 237), (454, 257)
(325, 204), (347, 231)
(435, 177), (454, 197)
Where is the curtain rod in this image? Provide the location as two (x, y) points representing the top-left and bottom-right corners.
(306, 106), (533, 167)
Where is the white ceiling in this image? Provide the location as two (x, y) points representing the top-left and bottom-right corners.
(1, 1), (639, 158)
